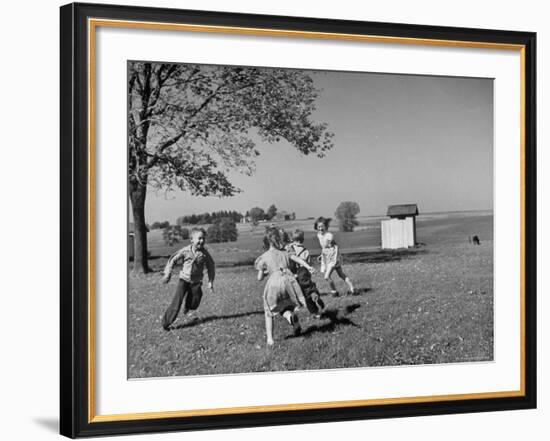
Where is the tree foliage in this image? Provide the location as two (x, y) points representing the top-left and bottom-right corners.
(128, 62), (334, 195)
(162, 225), (190, 246)
(266, 204), (278, 220)
(206, 218), (239, 243)
(335, 201), (361, 232)
(249, 207), (266, 225)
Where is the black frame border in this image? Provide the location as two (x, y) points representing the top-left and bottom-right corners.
(60, 2), (537, 438)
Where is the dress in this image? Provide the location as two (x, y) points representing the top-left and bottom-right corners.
(255, 249), (306, 316)
(317, 231), (342, 273)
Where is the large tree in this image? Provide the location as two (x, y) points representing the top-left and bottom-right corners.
(248, 207), (266, 225)
(335, 201), (361, 232)
(128, 62), (334, 273)
(266, 204), (278, 220)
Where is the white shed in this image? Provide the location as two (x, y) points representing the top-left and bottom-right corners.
(381, 204), (419, 249)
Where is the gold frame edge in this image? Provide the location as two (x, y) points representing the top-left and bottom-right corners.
(86, 18), (528, 423)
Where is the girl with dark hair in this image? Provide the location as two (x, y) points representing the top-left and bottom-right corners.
(255, 227), (316, 346)
(314, 217), (356, 296)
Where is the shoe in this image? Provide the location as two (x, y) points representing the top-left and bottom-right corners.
(290, 313), (302, 336)
(162, 316), (177, 331)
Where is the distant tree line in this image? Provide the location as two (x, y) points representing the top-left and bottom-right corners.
(176, 210), (243, 226)
(245, 204), (295, 225)
(151, 220), (170, 230)
(154, 204), (287, 230)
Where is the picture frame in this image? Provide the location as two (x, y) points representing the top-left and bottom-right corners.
(60, 2), (537, 438)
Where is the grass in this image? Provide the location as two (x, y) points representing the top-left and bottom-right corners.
(128, 212), (493, 378)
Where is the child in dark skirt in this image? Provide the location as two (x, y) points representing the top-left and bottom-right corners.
(286, 229), (325, 316)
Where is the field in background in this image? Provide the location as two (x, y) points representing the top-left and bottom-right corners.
(145, 210), (493, 269)
(128, 210), (493, 378)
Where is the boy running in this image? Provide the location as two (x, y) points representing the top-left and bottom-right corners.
(286, 229), (325, 316)
(161, 227), (215, 331)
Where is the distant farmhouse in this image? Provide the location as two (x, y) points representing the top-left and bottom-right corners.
(381, 204), (419, 249)
(272, 210), (296, 222)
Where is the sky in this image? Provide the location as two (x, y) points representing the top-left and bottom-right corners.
(141, 69), (493, 224)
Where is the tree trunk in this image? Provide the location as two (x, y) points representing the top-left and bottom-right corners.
(130, 180), (150, 274)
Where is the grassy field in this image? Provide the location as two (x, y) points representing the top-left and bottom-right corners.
(128, 211), (493, 378)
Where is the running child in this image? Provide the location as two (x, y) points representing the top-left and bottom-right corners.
(314, 216), (355, 296)
(255, 227), (316, 346)
(161, 227), (215, 330)
(286, 229), (325, 316)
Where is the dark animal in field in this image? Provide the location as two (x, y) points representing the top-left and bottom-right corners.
(472, 235), (481, 245)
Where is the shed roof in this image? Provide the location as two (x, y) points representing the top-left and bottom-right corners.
(387, 204), (419, 217)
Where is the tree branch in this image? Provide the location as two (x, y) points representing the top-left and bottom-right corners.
(146, 84), (226, 170)
(163, 66), (200, 87)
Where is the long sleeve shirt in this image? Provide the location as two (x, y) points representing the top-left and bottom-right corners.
(163, 245), (215, 284)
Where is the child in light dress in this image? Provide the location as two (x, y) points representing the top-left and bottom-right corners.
(286, 229), (325, 316)
(255, 227), (316, 346)
(314, 217), (356, 296)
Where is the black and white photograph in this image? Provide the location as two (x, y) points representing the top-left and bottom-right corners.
(1, 0), (545, 438)
(127, 61), (494, 379)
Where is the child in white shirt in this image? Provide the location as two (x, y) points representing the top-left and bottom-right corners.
(315, 217), (355, 297)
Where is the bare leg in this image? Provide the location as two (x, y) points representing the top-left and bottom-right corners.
(265, 311), (274, 346)
(336, 266), (355, 294)
(282, 310), (293, 324)
(328, 280), (338, 296)
(283, 310), (301, 336)
(324, 266), (339, 296)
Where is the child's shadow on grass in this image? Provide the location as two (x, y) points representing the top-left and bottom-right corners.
(287, 304), (362, 339)
(172, 310), (263, 330)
